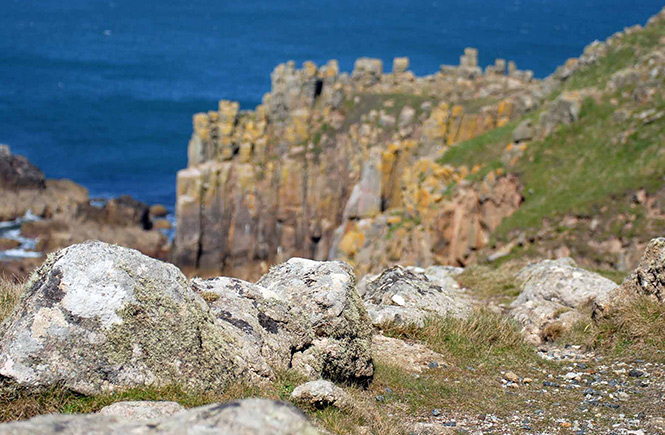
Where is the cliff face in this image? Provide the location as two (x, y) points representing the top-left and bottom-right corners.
(173, 50), (541, 279)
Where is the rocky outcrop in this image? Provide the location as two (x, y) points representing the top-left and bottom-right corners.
(0, 145), (45, 191)
(0, 399), (321, 435)
(510, 258), (618, 344)
(0, 242), (372, 394)
(596, 238), (665, 317)
(173, 49), (539, 279)
(358, 265), (471, 327)
(0, 147), (169, 275)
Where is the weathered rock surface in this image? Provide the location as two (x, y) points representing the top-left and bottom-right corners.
(0, 241), (239, 394)
(359, 265), (471, 327)
(291, 380), (351, 409)
(190, 275), (311, 381)
(257, 258), (374, 382)
(0, 399), (321, 435)
(510, 258), (618, 344)
(98, 401), (184, 420)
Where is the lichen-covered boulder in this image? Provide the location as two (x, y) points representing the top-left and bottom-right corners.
(257, 258), (374, 383)
(0, 241), (240, 394)
(359, 266), (472, 327)
(191, 276), (312, 381)
(0, 399), (322, 435)
(510, 257), (618, 344)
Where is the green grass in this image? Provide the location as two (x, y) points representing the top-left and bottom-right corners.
(384, 310), (537, 368)
(561, 23), (665, 92)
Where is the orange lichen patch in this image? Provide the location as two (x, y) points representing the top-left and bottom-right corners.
(339, 230), (365, 257)
(387, 215), (402, 225)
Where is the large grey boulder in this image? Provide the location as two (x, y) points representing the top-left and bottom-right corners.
(359, 266), (472, 327)
(510, 258), (618, 344)
(0, 399), (321, 435)
(0, 241), (239, 394)
(257, 257), (374, 383)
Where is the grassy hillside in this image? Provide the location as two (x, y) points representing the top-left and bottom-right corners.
(438, 19), (665, 263)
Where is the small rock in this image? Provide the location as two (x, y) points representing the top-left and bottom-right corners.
(290, 380), (351, 409)
(432, 409), (441, 417)
(628, 369), (644, 378)
(504, 372), (520, 383)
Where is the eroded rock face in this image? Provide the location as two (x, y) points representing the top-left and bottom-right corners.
(359, 265), (471, 327)
(0, 241), (240, 394)
(510, 258), (618, 344)
(257, 258), (374, 383)
(0, 399), (321, 435)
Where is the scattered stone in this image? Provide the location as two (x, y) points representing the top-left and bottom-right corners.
(149, 204), (168, 217)
(504, 372), (520, 383)
(512, 119), (534, 143)
(628, 369), (644, 378)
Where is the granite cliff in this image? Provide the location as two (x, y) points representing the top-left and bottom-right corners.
(173, 50), (540, 279)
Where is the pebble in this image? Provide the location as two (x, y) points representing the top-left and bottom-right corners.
(504, 372), (520, 383)
(628, 369), (644, 378)
(432, 409), (441, 417)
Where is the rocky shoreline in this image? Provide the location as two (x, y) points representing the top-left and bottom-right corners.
(0, 145), (171, 281)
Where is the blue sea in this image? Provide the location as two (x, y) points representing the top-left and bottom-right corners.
(1, 0), (662, 211)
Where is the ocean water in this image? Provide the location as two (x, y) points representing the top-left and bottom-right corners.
(1, 0), (662, 210)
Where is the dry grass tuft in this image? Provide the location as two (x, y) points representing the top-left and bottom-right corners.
(0, 277), (23, 323)
(384, 309), (535, 367)
(561, 296), (665, 360)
